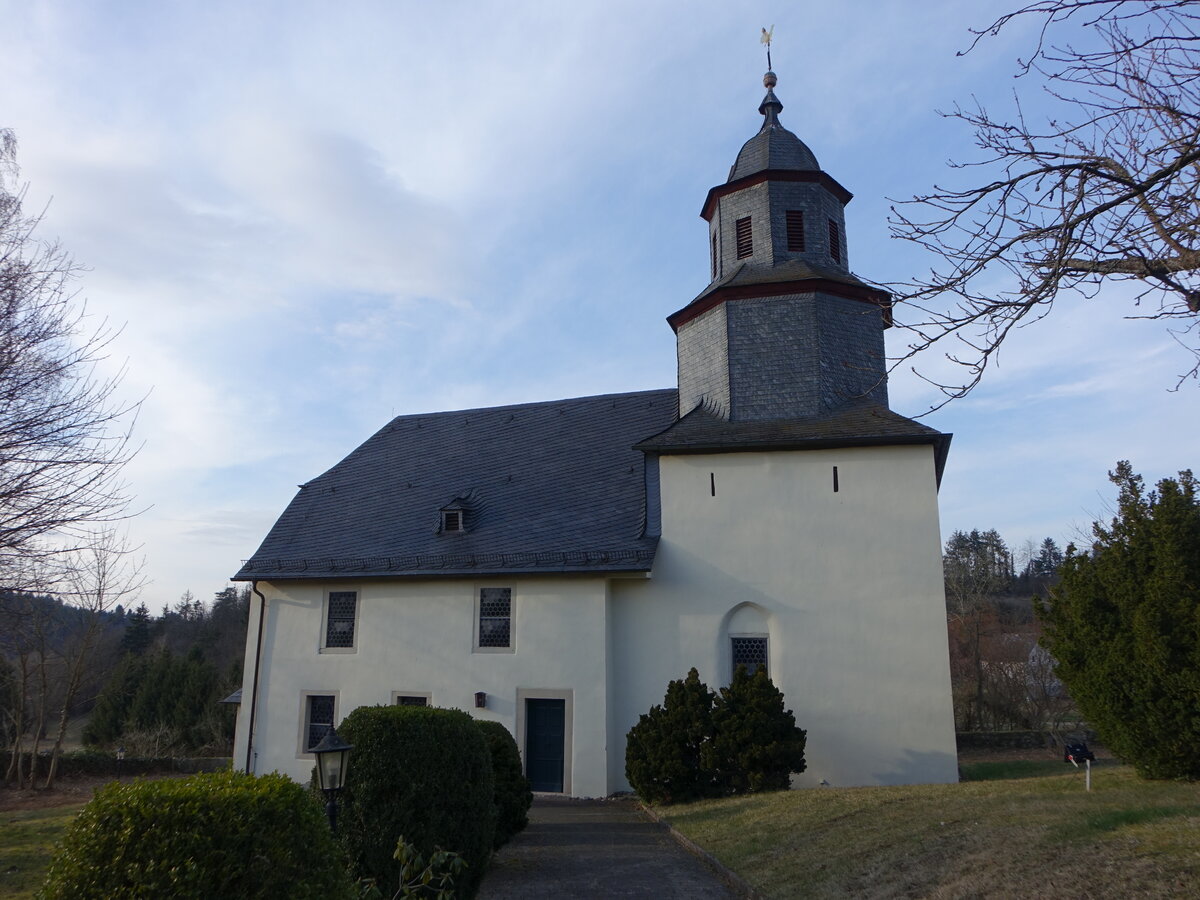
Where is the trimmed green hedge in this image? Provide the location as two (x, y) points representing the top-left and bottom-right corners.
(38, 770), (355, 899)
(476, 719), (532, 847)
(14, 749), (230, 779)
(336, 705), (495, 898)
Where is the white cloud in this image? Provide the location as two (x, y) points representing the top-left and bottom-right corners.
(0, 0), (1190, 606)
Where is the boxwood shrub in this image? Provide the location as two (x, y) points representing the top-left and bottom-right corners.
(38, 770), (355, 900)
(475, 719), (532, 847)
(336, 705), (495, 897)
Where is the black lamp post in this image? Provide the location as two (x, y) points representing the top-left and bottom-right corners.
(311, 728), (353, 832)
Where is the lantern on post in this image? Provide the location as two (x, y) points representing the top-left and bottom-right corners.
(312, 728), (354, 831)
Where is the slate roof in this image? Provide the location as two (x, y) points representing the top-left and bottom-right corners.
(728, 87), (820, 181)
(234, 389), (679, 581)
(636, 400), (952, 485)
(689, 259), (882, 306)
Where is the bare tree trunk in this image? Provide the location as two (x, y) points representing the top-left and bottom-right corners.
(44, 530), (145, 789)
(27, 649), (49, 789)
(4, 653), (30, 785)
(974, 615), (985, 732)
(45, 619), (100, 789)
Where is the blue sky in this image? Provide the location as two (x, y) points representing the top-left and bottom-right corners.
(2, 1), (1195, 609)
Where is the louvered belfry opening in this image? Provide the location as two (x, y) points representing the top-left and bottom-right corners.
(828, 218), (841, 263)
(735, 216), (753, 259)
(786, 209), (805, 252)
(711, 232), (718, 279)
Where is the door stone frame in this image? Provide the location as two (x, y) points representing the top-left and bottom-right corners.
(516, 688), (573, 795)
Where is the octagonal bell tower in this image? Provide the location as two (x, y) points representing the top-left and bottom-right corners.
(670, 70), (893, 422)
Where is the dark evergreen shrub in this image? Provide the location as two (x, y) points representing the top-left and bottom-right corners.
(475, 719), (532, 848)
(38, 770), (354, 900)
(625, 668), (720, 803)
(336, 705), (495, 897)
(705, 666), (807, 793)
(1036, 462), (1200, 780)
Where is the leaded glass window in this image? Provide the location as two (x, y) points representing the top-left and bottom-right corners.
(731, 636), (768, 677)
(325, 591), (357, 648)
(395, 695), (428, 707)
(478, 587), (511, 648)
(305, 694), (334, 751)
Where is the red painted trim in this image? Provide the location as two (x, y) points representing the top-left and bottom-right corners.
(701, 170), (854, 221)
(667, 278), (893, 332)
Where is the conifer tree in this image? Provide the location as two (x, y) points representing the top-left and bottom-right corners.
(704, 666), (807, 793)
(624, 668), (718, 803)
(1036, 462), (1200, 780)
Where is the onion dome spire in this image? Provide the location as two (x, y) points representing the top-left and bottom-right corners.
(759, 70), (783, 128)
(728, 67), (819, 181)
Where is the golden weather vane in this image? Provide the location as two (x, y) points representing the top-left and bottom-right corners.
(761, 25), (774, 70)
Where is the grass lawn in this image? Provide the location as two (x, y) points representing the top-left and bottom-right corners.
(660, 766), (1200, 898)
(0, 802), (86, 900)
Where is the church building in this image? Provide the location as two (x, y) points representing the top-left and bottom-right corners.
(231, 68), (959, 794)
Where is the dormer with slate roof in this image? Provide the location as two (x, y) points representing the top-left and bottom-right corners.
(672, 70), (893, 422)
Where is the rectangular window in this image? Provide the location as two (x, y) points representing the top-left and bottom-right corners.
(324, 591), (357, 649)
(731, 636), (769, 677)
(735, 216), (753, 259)
(477, 587), (512, 649)
(394, 695), (428, 707)
(304, 694), (335, 752)
(786, 209), (805, 251)
(828, 218), (842, 264)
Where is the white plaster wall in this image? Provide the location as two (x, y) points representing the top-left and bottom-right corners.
(233, 576), (612, 797)
(609, 445), (958, 790)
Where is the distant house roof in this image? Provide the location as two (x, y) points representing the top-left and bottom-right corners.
(636, 401), (951, 485)
(233, 389), (679, 581)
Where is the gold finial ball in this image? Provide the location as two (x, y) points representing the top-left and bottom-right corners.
(763, 71), (777, 89)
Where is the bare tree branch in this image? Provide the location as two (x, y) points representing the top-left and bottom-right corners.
(0, 131), (140, 586)
(886, 2), (1200, 408)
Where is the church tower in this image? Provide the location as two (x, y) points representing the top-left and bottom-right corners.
(670, 70), (893, 421)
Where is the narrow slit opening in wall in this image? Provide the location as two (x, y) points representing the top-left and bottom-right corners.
(833, 466), (839, 492)
(710, 472), (716, 497)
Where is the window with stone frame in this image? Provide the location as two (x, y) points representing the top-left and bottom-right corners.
(324, 591), (358, 648)
(731, 636), (769, 677)
(394, 695), (428, 707)
(477, 587), (512, 649)
(304, 694), (335, 752)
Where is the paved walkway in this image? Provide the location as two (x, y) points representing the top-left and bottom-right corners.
(477, 796), (743, 899)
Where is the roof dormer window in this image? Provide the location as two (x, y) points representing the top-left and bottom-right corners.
(441, 509), (464, 533)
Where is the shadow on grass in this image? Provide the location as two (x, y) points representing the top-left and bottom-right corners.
(959, 758), (1121, 782)
(1081, 805), (1195, 836)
